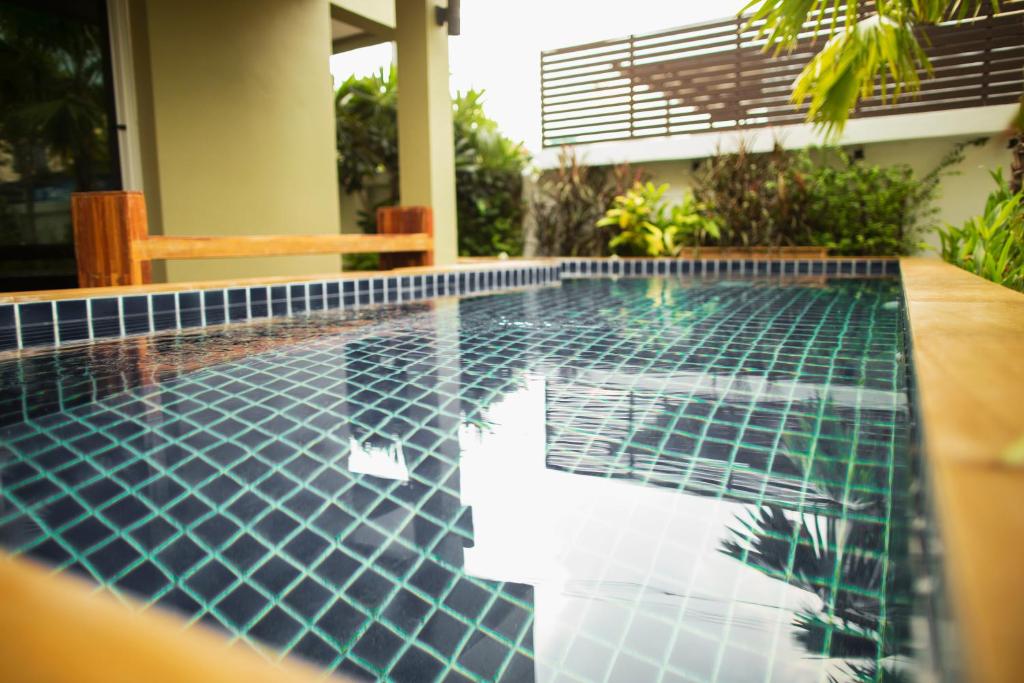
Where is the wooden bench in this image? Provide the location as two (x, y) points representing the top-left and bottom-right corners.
(71, 191), (433, 287)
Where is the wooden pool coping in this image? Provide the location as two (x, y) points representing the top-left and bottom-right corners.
(0, 256), (1018, 681)
(899, 257), (1024, 683)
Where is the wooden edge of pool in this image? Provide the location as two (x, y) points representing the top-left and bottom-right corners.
(0, 257), (561, 304)
(899, 257), (1024, 683)
(0, 553), (346, 683)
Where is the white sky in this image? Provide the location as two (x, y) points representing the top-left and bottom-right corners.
(329, 0), (750, 154)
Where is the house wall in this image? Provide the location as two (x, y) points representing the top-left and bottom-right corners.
(634, 134), (1011, 254)
(130, 0), (342, 283)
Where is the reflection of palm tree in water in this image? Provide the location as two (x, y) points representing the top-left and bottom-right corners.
(0, 5), (112, 190)
(719, 398), (913, 680)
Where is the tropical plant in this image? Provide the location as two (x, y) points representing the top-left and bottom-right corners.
(598, 181), (719, 256)
(334, 66), (399, 232)
(692, 142), (813, 248)
(334, 68), (529, 264)
(742, 0), (1023, 190)
(743, 1), (1008, 133)
(530, 147), (643, 257)
(804, 139), (982, 256)
(0, 5), (112, 191)
(690, 140), (969, 254)
(453, 90), (530, 257)
(937, 169), (1024, 291)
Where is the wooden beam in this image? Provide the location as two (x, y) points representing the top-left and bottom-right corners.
(378, 206), (434, 269)
(72, 191), (152, 287)
(134, 233), (432, 261)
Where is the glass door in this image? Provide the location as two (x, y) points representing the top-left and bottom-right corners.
(0, 0), (121, 291)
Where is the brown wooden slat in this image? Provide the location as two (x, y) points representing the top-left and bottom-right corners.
(541, 6), (1024, 147)
(377, 206), (434, 269)
(136, 233), (432, 261)
(72, 191), (152, 287)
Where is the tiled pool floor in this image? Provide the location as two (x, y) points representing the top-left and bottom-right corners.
(0, 277), (915, 682)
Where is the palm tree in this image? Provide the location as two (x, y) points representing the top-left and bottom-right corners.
(742, 0), (1024, 190)
(0, 6), (111, 191)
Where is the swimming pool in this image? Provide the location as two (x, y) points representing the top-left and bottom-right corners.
(0, 273), (917, 682)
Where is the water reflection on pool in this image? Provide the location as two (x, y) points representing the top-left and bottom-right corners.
(0, 277), (916, 682)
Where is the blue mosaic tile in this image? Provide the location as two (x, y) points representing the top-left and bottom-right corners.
(270, 286), (288, 317)
(56, 299), (89, 344)
(250, 288), (269, 318)
(203, 290), (225, 326)
(289, 285), (306, 314)
(152, 294), (177, 331)
(179, 292), (202, 329)
(227, 289), (247, 322)
(19, 302), (54, 346)
(0, 305), (15, 350)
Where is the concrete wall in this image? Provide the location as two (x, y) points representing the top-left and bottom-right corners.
(131, 0), (342, 282)
(634, 135), (1012, 254)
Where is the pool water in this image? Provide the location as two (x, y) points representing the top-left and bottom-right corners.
(0, 276), (916, 682)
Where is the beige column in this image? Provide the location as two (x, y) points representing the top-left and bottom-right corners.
(395, 0), (458, 265)
(132, 0), (342, 283)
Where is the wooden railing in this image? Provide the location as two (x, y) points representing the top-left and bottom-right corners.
(541, 2), (1024, 146)
(70, 191), (433, 287)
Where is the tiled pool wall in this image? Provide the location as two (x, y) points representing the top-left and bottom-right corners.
(897, 292), (954, 681)
(0, 259), (900, 352)
(560, 257), (900, 278)
(0, 265), (560, 352)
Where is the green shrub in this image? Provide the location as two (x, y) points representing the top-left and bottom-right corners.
(531, 148), (642, 257)
(453, 90), (530, 257)
(334, 68), (529, 262)
(804, 142), (980, 256)
(937, 169), (1024, 292)
(687, 139), (979, 256)
(599, 181), (719, 256)
(692, 143), (812, 248)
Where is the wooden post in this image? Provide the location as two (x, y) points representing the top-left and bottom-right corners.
(377, 206), (434, 270)
(71, 191), (151, 287)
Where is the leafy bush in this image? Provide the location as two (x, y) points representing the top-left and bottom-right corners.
(334, 67), (529, 262)
(804, 141), (980, 256)
(692, 143), (811, 248)
(530, 148), (642, 257)
(335, 67), (399, 234)
(598, 182), (719, 256)
(453, 91), (530, 256)
(689, 139), (979, 255)
(937, 169), (1024, 292)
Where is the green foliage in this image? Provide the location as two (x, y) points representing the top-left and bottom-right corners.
(803, 158), (922, 255)
(937, 169), (1024, 292)
(690, 139), (975, 256)
(0, 5), (113, 190)
(693, 143), (813, 248)
(453, 90), (530, 257)
(598, 181), (719, 256)
(531, 148), (643, 257)
(334, 69), (529, 261)
(742, 0), (1005, 136)
(804, 140), (979, 255)
(335, 66), (398, 204)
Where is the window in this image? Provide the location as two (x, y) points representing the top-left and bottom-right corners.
(0, 0), (121, 291)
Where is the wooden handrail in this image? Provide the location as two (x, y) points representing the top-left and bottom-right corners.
(135, 233), (432, 260)
(72, 191), (434, 287)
